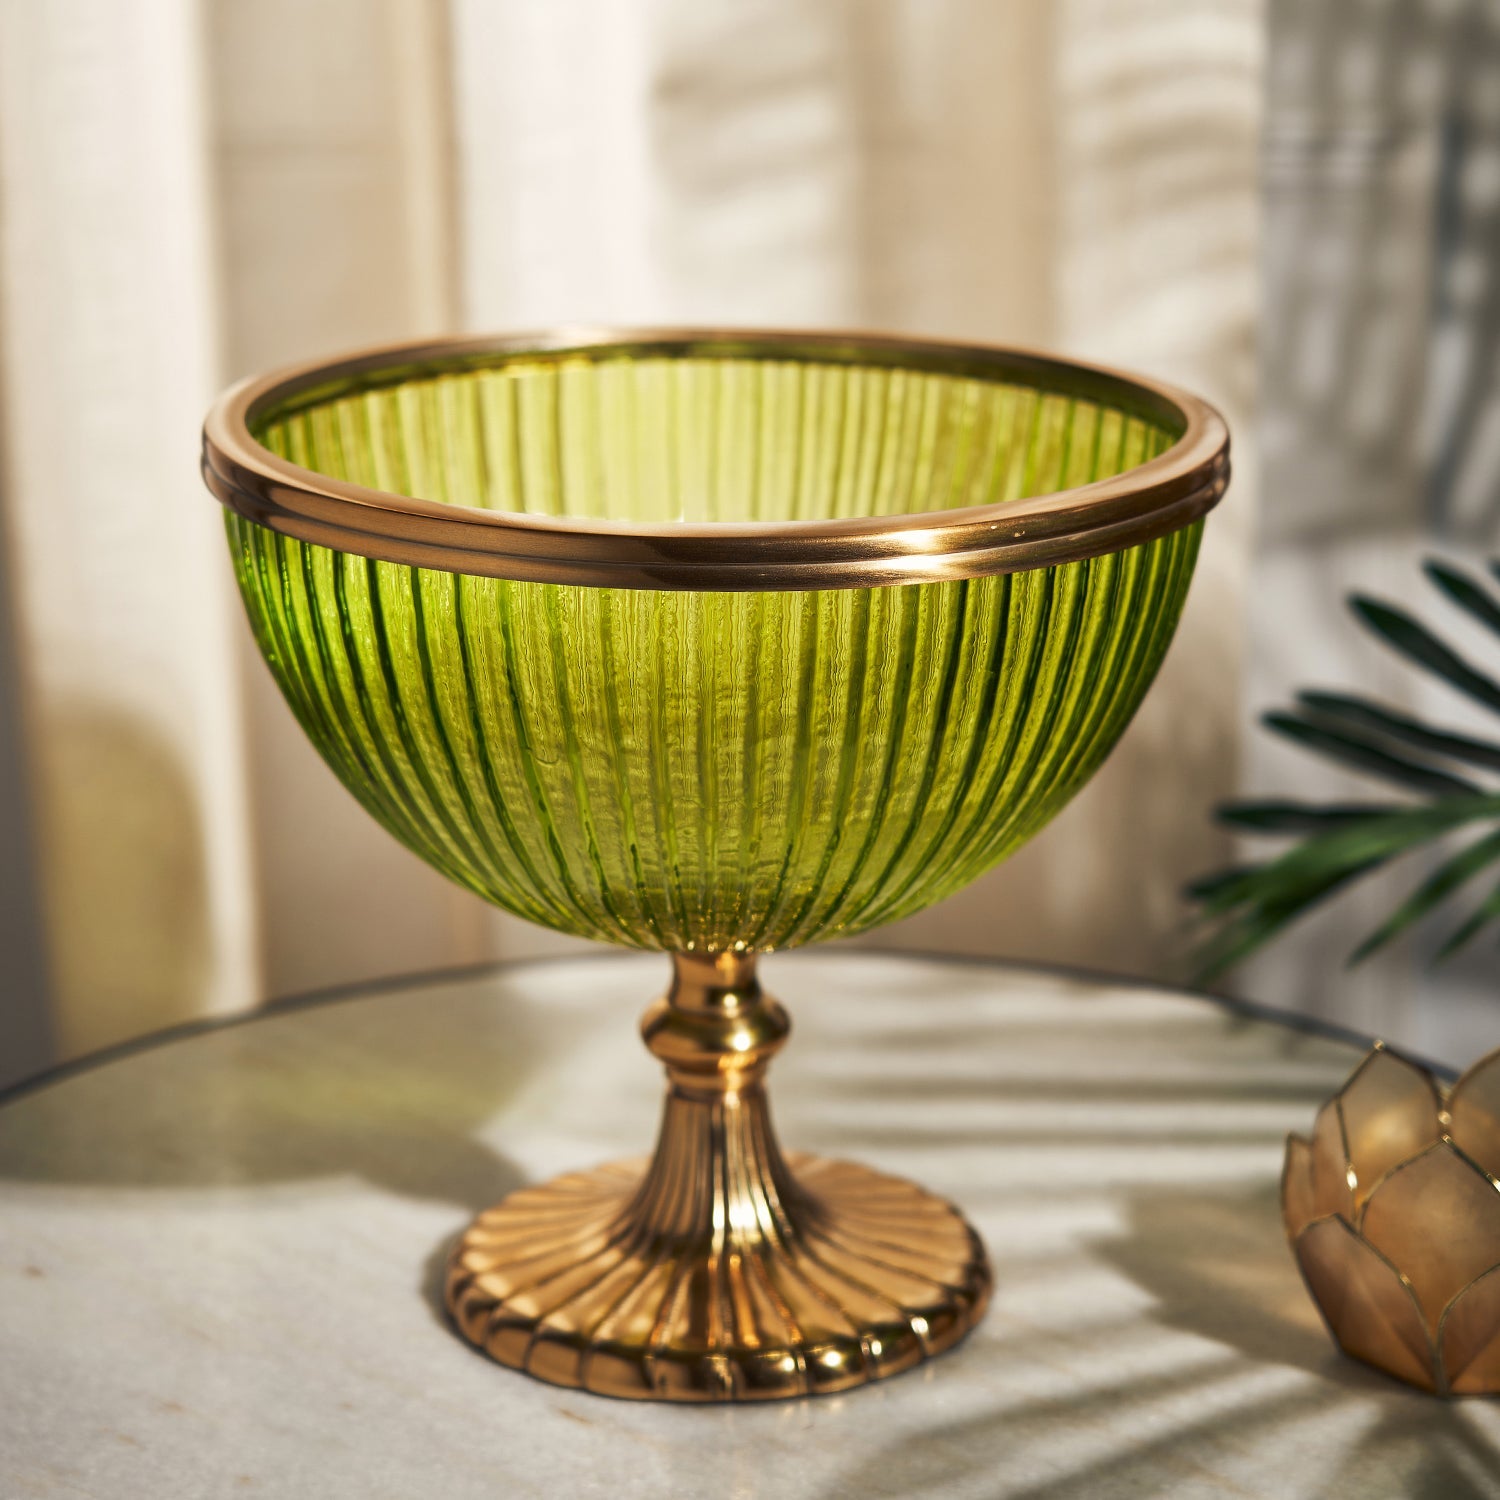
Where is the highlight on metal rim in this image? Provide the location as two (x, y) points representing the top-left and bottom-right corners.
(201, 327), (1231, 592)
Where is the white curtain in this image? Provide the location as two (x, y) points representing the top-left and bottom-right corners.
(0, 0), (259, 1071)
(0, 0), (1261, 1085)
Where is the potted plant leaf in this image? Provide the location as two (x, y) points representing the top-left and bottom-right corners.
(1189, 558), (1500, 981)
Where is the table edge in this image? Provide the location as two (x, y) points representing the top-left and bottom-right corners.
(0, 948), (1416, 1113)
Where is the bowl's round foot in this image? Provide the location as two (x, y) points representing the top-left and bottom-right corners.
(444, 1152), (991, 1402)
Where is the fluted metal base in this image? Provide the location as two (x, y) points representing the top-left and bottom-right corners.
(443, 953), (991, 1402)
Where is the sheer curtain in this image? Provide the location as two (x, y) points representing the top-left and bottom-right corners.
(0, 0), (1260, 1086)
(0, 0), (259, 1075)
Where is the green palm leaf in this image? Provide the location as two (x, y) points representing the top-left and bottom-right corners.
(1231, 798), (1500, 883)
(1262, 710), (1478, 797)
(1191, 792), (1500, 981)
(1348, 827), (1500, 964)
(1185, 863), (1271, 914)
(1297, 691), (1500, 775)
(1190, 557), (1500, 979)
(1427, 560), (1500, 639)
(1351, 595), (1500, 716)
(1193, 860), (1384, 981)
(1435, 877), (1500, 960)
(1214, 800), (1400, 833)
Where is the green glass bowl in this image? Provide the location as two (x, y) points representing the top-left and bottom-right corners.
(204, 330), (1227, 955)
(203, 330), (1228, 1405)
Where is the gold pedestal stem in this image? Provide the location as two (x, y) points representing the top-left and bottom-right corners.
(445, 952), (991, 1402)
(632, 953), (805, 1260)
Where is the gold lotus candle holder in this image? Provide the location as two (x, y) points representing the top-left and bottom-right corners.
(1282, 1042), (1500, 1395)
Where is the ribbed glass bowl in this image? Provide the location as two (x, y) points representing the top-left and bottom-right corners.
(202, 330), (1229, 1404)
(220, 338), (1208, 953)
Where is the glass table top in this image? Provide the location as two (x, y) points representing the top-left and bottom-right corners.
(1, 952), (1494, 1499)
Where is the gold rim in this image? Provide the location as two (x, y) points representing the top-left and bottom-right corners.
(201, 326), (1230, 591)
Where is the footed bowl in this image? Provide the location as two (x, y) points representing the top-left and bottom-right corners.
(203, 329), (1228, 1402)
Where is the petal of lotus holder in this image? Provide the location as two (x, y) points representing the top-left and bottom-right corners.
(1283, 1041), (1500, 1395)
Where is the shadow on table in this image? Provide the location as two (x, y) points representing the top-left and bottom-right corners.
(0, 977), (541, 1217)
(784, 998), (1500, 1499)
(1095, 1182), (1500, 1499)
(819, 1179), (1500, 1499)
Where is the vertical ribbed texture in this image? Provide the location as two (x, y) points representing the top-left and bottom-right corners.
(267, 355), (1173, 523)
(232, 353), (1197, 951)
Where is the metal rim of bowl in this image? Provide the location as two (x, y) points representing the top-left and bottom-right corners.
(201, 326), (1231, 591)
